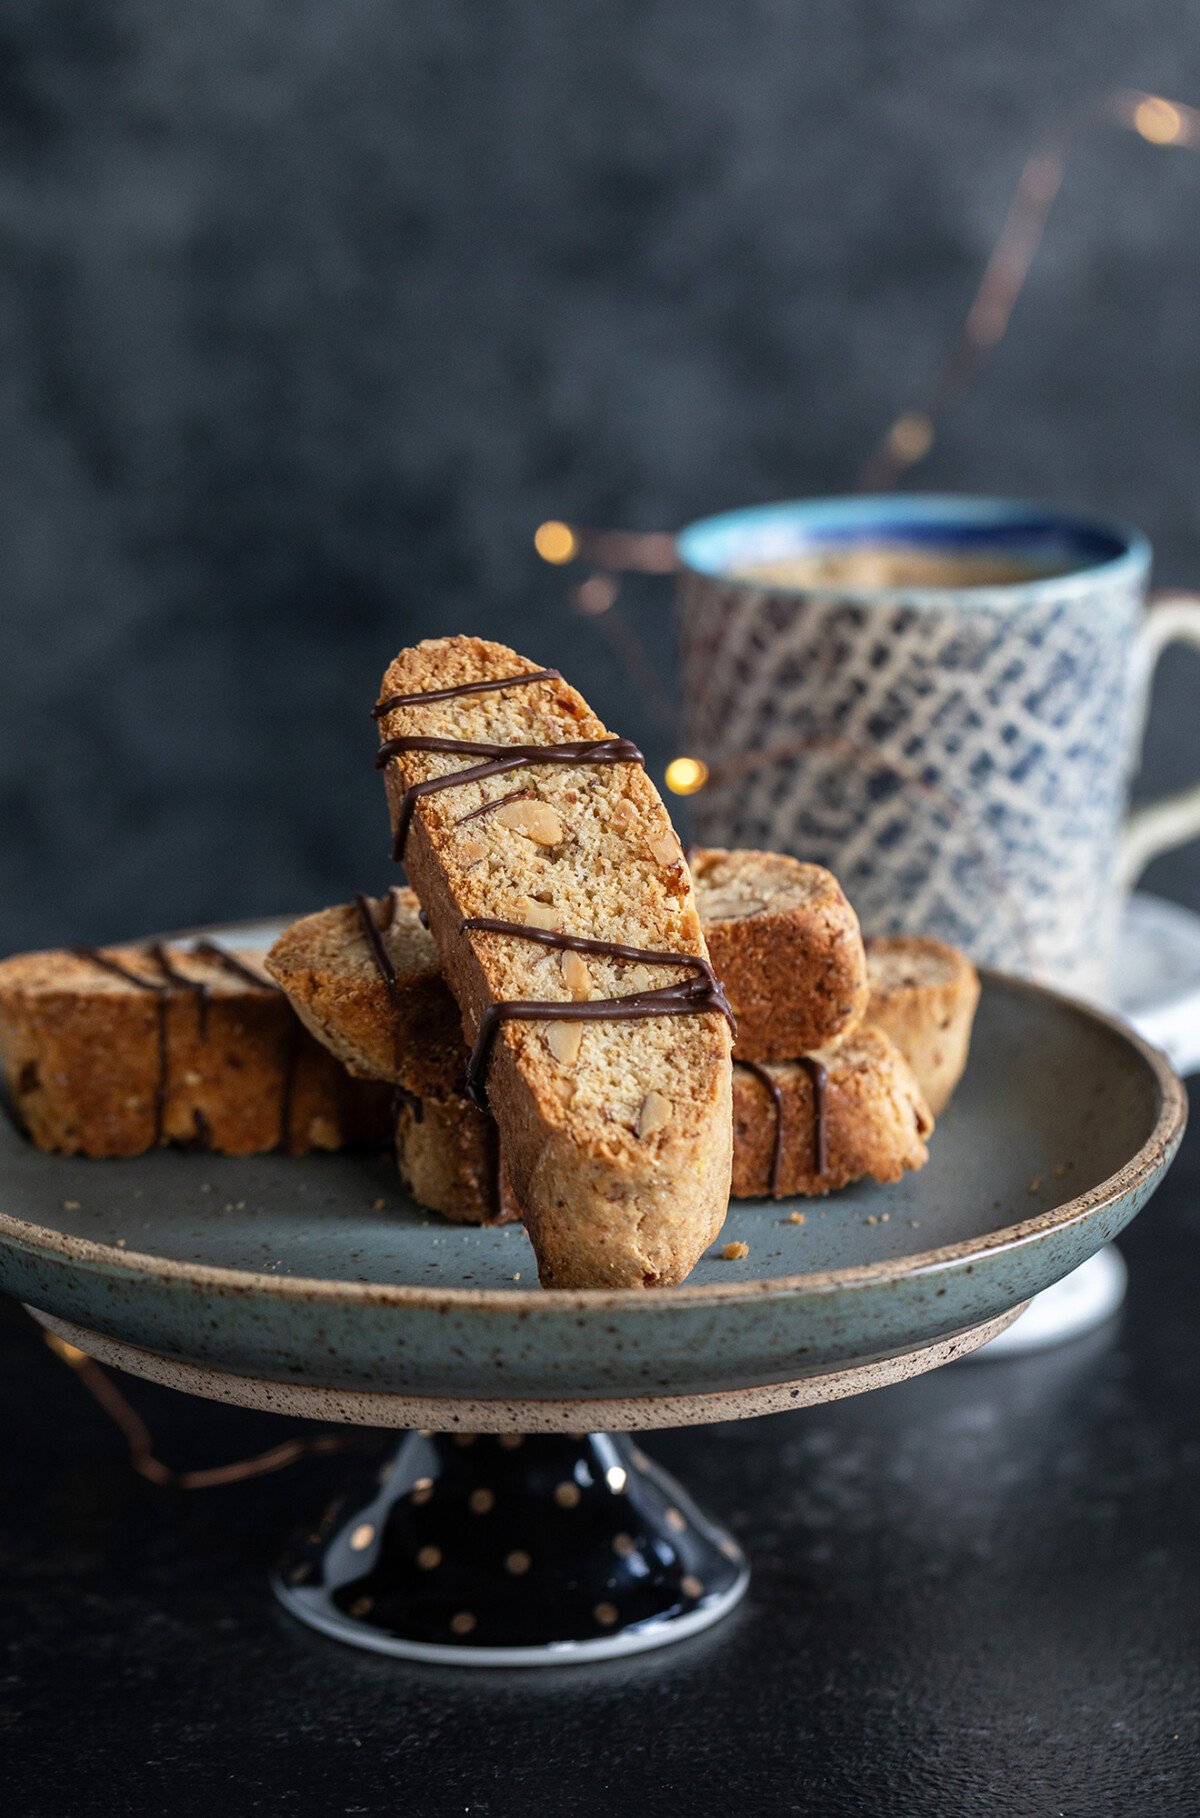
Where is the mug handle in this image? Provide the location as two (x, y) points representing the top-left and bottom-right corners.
(1116, 591), (1200, 886)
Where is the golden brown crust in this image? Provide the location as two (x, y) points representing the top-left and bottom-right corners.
(865, 935), (980, 1116)
(374, 636), (732, 1290)
(731, 1028), (933, 1198)
(0, 943), (389, 1157)
(265, 891), (460, 1097)
(395, 1097), (521, 1226)
(691, 848), (869, 1059)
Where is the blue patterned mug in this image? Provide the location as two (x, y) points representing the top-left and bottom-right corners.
(676, 495), (1200, 999)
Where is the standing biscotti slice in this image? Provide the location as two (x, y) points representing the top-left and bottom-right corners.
(732, 1028), (932, 1198)
(865, 935), (980, 1116)
(374, 635), (733, 1290)
(690, 848), (869, 1059)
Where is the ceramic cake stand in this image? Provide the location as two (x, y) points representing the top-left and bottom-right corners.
(0, 970), (1184, 1666)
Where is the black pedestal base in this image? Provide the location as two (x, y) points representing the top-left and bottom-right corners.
(273, 1430), (749, 1665)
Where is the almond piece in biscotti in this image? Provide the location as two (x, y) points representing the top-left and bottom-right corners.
(373, 635), (733, 1291)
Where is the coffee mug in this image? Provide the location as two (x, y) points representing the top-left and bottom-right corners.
(675, 495), (1200, 999)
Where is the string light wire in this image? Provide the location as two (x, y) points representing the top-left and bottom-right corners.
(534, 86), (1200, 797)
(40, 1326), (358, 1490)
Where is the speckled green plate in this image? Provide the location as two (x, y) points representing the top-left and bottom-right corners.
(0, 957), (1184, 1425)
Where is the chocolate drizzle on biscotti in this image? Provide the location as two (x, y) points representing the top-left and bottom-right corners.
(735, 1054), (828, 1195)
(354, 892), (399, 998)
(376, 668), (728, 1145)
(372, 668), (562, 719)
(190, 943), (297, 1152)
(71, 939), (296, 1152)
(70, 945), (170, 1145)
(457, 917), (735, 1111)
(392, 1083), (423, 1124)
(149, 939), (210, 1036)
(800, 1056), (829, 1178)
(354, 890), (410, 1084)
(191, 942), (275, 991)
(454, 787), (535, 827)
(736, 1060), (785, 1197)
(376, 734), (644, 860)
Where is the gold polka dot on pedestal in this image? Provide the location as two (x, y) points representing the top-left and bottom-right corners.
(452, 1432), (477, 1448)
(593, 1602), (619, 1627)
(665, 1507), (686, 1533)
(468, 1488), (495, 1515)
(349, 1595), (373, 1618)
(505, 1549), (531, 1576)
(498, 1433), (523, 1449)
(289, 1562), (312, 1585)
(416, 1544), (442, 1570)
(349, 1522), (375, 1551)
(410, 1477), (434, 1505)
(554, 1482), (581, 1510)
(681, 1574), (704, 1599)
(612, 1532), (636, 1558)
(450, 1611), (476, 1636)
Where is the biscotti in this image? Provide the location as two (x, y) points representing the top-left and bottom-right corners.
(0, 942), (390, 1157)
(267, 851), (869, 1097)
(270, 890), (517, 1225)
(267, 890), (457, 1097)
(690, 847), (869, 1059)
(396, 1093), (520, 1226)
(865, 935), (980, 1116)
(731, 1029), (933, 1198)
(270, 889), (932, 1223)
(393, 1029), (933, 1219)
(373, 635), (734, 1290)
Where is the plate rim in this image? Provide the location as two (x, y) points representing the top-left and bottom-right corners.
(0, 966), (1186, 1313)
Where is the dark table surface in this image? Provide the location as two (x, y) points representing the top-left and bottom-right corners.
(2, 1122), (1198, 1818)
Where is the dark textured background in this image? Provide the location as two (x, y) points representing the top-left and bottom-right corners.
(2, 0), (1199, 950)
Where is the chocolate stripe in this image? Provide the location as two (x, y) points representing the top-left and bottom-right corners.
(735, 1055), (828, 1194)
(375, 735), (644, 861)
(148, 940), (210, 1038)
(71, 945), (169, 1144)
(373, 668), (562, 719)
(457, 916), (734, 1110)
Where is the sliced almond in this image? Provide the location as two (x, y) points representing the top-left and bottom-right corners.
(646, 828), (679, 866)
(460, 836), (487, 865)
(546, 1021), (583, 1065)
(636, 1090), (672, 1137)
(625, 964), (654, 993)
(516, 895), (562, 931)
(609, 798), (636, 833)
(698, 893), (766, 922)
(494, 799), (565, 845)
(561, 949), (590, 1000)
